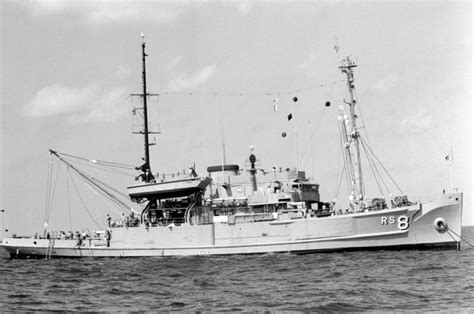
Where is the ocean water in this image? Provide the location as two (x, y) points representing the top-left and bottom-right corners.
(0, 227), (473, 312)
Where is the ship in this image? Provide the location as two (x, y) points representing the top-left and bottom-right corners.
(0, 38), (463, 258)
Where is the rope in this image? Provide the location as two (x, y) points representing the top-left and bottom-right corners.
(65, 158), (136, 178)
(298, 107), (327, 177)
(73, 168), (132, 213)
(360, 140), (385, 196)
(1, 209), (8, 235)
(58, 152), (136, 170)
(353, 88), (371, 145)
(360, 137), (404, 195)
(46, 162), (61, 226)
(359, 138), (392, 198)
(157, 80), (346, 97)
(334, 118), (346, 200)
(43, 156), (53, 227)
(69, 172), (103, 229)
(89, 176), (131, 201)
(447, 227), (474, 248)
(66, 168), (73, 230)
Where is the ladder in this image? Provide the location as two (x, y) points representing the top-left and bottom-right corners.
(45, 238), (55, 259)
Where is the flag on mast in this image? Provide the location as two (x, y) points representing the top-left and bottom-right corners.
(273, 98), (279, 111)
(444, 147), (453, 162)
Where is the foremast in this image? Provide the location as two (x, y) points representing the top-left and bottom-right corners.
(339, 56), (365, 210)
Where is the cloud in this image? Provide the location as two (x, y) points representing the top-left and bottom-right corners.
(24, 84), (97, 117)
(372, 73), (399, 92)
(168, 64), (217, 91)
(168, 56), (183, 70)
(237, 2), (253, 15)
(18, 0), (181, 25)
(297, 51), (318, 70)
(115, 64), (131, 80)
(400, 112), (434, 134)
(24, 83), (128, 124)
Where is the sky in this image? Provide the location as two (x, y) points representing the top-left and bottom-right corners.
(1, 0), (472, 235)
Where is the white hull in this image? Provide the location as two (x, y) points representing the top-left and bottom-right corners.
(1, 193), (463, 258)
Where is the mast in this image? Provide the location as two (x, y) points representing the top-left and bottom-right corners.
(339, 56), (364, 208)
(249, 146), (258, 193)
(141, 34), (151, 177)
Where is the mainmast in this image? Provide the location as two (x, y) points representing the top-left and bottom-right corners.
(339, 56), (364, 208)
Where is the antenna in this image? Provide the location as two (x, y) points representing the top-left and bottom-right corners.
(218, 103), (226, 173)
(333, 36), (341, 65)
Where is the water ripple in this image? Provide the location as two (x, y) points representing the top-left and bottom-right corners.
(0, 226), (473, 311)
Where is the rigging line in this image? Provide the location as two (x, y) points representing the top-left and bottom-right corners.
(73, 167), (132, 213)
(340, 121), (355, 197)
(299, 107), (328, 173)
(132, 106), (145, 118)
(343, 148), (353, 198)
(334, 152), (348, 205)
(67, 159), (136, 177)
(334, 118), (345, 199)
(95, 187), (128, 218)
(95, 159), (137, 169)
(1, 209), (8, 236)
(51, 151), (134, 212)
(335, 143), (353, 208)
(361, 141), (391, 196)
(80, 173), (127, 217)
(158, 80), (346, 97)
(339, 110), (356, 197)
(66, 167), (73, 231)
(89, 176), (131, 202)
(46, 162), (62, 225)
(58, 152), (136, 169)
(361, 138), (392, 196)
(360, 140), (385, 196)
(43, 156), (53, 225)
(80, 161), (136, 177)
(339, 119), (353, 198)
(360, 136), (402, 195)
(360, 137), (404, 195)
(69, 172), (103, 229)
(92, 163), (136, 177)
(353, 88), (370, 145)
(367, 146), (391, 197)
(94, 161), (136, 170)
(447, 227), (474, 248)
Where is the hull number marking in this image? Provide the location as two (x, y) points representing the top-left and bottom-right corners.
(381, 215), (409, 230)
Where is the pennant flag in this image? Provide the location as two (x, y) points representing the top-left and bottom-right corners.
(287, 113), (293, 121)
(445, 148), (453, 162)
